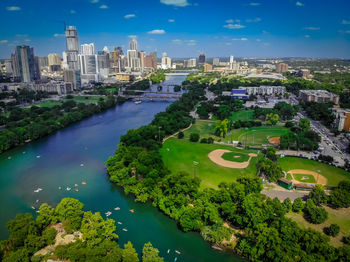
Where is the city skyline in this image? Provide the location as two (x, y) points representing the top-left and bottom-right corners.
(0, 0), (350, 59)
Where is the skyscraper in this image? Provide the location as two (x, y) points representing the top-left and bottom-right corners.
(161, 52), (172, 69)
(199, 53), (206, 64)
(213, 58), (220, 66)
(11, 45), (40, 83)
(129, 38), (138, 51)
(138, 51), (146, 70)
(48, 53), (61, 71)
(127, 38), (141, 71)
(79, 43), (98, 83)
(80, 43), (95, 55)
(65, 26), (79, 70)
(145, 52), (157, 70)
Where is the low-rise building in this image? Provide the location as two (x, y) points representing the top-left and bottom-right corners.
(231, 89), (249, 100)
(239, 86), (286, 96)
(299, 90), (339, 104)
(204, 63), (213, 72)
(332, 107), (350, 131)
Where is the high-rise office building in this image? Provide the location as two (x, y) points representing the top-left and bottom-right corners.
(129, 38), (138, 51)
(48, 53), (61, 71)
(213, 58), (220, 66)
(11, 45), (40, 83)
(198, 53), (206, 64)
(184, 58), (196, 68)
(65, 26), (79, 70)
(145, 52), (157, 70)
(276, 63), (289, 73)
(138, 51), (146, 70)
(64, 69), (81, 90)
(161, 52), (172, 69)
(230, 55), (234, 63)
(110, 46), (124, 73)
(37, 56), (49, 71)
(97, 51), (110, 78)
(81, 43), (95, 55)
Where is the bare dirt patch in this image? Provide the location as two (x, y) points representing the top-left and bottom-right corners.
(208, 149), (257, 169)
(288, 169), (327, 185)
(269, 137), (280, 145)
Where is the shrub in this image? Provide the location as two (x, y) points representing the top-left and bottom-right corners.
(207, 137), (214, 144)
(303, 199), (328, 224)
(200, 138), (208, 143)
(309, 185), (328, 206)
(283, 197), (292, 212)
(324, 224), (340, 237)
(189, 133), (200, 142)
(178, 131), (184, 139)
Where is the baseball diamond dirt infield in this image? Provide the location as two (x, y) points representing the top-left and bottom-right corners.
(288, 169), (328, 185)
(268, 137), (280, 145)
(208, 149), (257, 168)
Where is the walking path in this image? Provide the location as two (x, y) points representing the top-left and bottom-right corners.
(162, 123), (193, 143)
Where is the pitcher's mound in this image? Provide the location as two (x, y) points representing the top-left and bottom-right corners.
(208, 149), (257, 169)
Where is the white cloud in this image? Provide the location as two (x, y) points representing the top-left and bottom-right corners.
(24, 39), (31, 42)
(168, 19), (175, 22)
(296, 1), (304, 6)
(147, 29), (166, 34)
(186, 40), (197, 46)
(225, 42), (232, 46)
(246, 17), (261, 23)
(232, 38), (248, 41)
(124, 14), (136, 19)
(99, 5), (108, 9)
(305, 34), (310, 38)
(303, 27), (320, 30)
(256, 38), (261, 42)
(53, 33), (65, 37)
(16, 34), (28, 38)
(128, 35), (137, 38)
(342, 20), (350, 25)
(226, 19), (240, 23)
(70, 10), (76, 14)
(224, 24), (245, 29)
(0, 40), (8, 44)
(172, 39), (182, 44)
(345, 30), (350, 34)
(90, 0), (99, 3)
(249, 3), (260, 6)
(6, 6), (21, 11)
(160, 0), (189, 7)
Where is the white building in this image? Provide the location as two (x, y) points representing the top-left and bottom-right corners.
(239, 86), (286, 96)
(80, 43), (95, 55)
(213, 58), (220, 66)
(161, 52), (172, 69)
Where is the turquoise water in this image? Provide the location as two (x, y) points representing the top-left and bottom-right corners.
(0, 76), (243, 262)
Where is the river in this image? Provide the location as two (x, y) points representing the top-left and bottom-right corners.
(0, 75), (243, 262)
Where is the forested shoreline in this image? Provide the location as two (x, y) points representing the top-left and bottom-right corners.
(106, 79), (350, 261)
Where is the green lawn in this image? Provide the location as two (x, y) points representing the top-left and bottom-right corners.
(293, 173), (316, 183)
(160, 138), (259, 189)
(229, 126), (290, 146)
(31, 101), (62, 108)
(221, 151), (250, 163)
(183, 120), (216, 139)
(68, 96), (106, 103)
(230, 110), (254, 121)
(286, 207), (350, 247)
(279, 157), (350, 187)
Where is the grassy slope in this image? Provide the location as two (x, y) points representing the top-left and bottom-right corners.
(231, 110), (254, 121)
(69, 96), (106, 103)
(161, 138), (258, 189)
(230, 126), (289, 145)
(183, 120), (216, 139)
(33, 101), (62, 108)
(286, 207), (350, 247)
(279, 157), (350, 187)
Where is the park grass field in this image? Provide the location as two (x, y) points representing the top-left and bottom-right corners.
(230, 110), (254, 121)
(160, 138), (259, 189)
(183, 120), (216, 139)
(286, 206), (350, 247)
(229, 126), (290, 146)
(279, 157), (350, 187)
(31, 101), (62, 108)
(221, 151), (250, 163)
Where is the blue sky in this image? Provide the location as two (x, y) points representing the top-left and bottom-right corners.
(1, 0), (350, 58)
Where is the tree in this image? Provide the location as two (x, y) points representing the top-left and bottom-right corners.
(303, 199), (328, 224)
(266, 113), (279, 125)
(142, 242), (164, 262)
(299, 118), (310, 131)
(215, 119), (228, 137)
(237, 176), (262, 195)
(207, 137), (214, 144)
(55, 198), (84, 231)
(122, 241), (139, 262)
(324, 224), (340, 237)
(292, 197), (304, 212)
(309, 185), (328, 206)
(177, 131), (184, 139)
(283, 198), (292, 212)
(189, 133), (200, 142)
(329, 188), (350, 208)
(256, 158), (283, 182)
(217, 105), (231, 120)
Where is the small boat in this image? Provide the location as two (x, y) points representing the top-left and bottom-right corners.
(8, 156), (11, 160)
(114, 207), (120, 210)
(122, 228), (128, 232)
(75, 189), (79, 192)
(82, 182), (87, 185)
(35, 199), (39, 203)
(36, 155), (40, 158)
(134, 100), (142, 105)
(117, 222), (122, 225)
(74, 184), (78, 187)
(80, 163), (84, 167)
(66, 187), (71, 191)
(105, 211), (112, 217)
(58, 186), (62, 190)
(31, 206), (36, 210)
(174, 258), (177, 262)
(167, 249), (170, 254)
(175, 250), (181, 255)
(129, 209), (135, 213)
(34, 188), (42, 193)
(22, 151), (26, 154)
